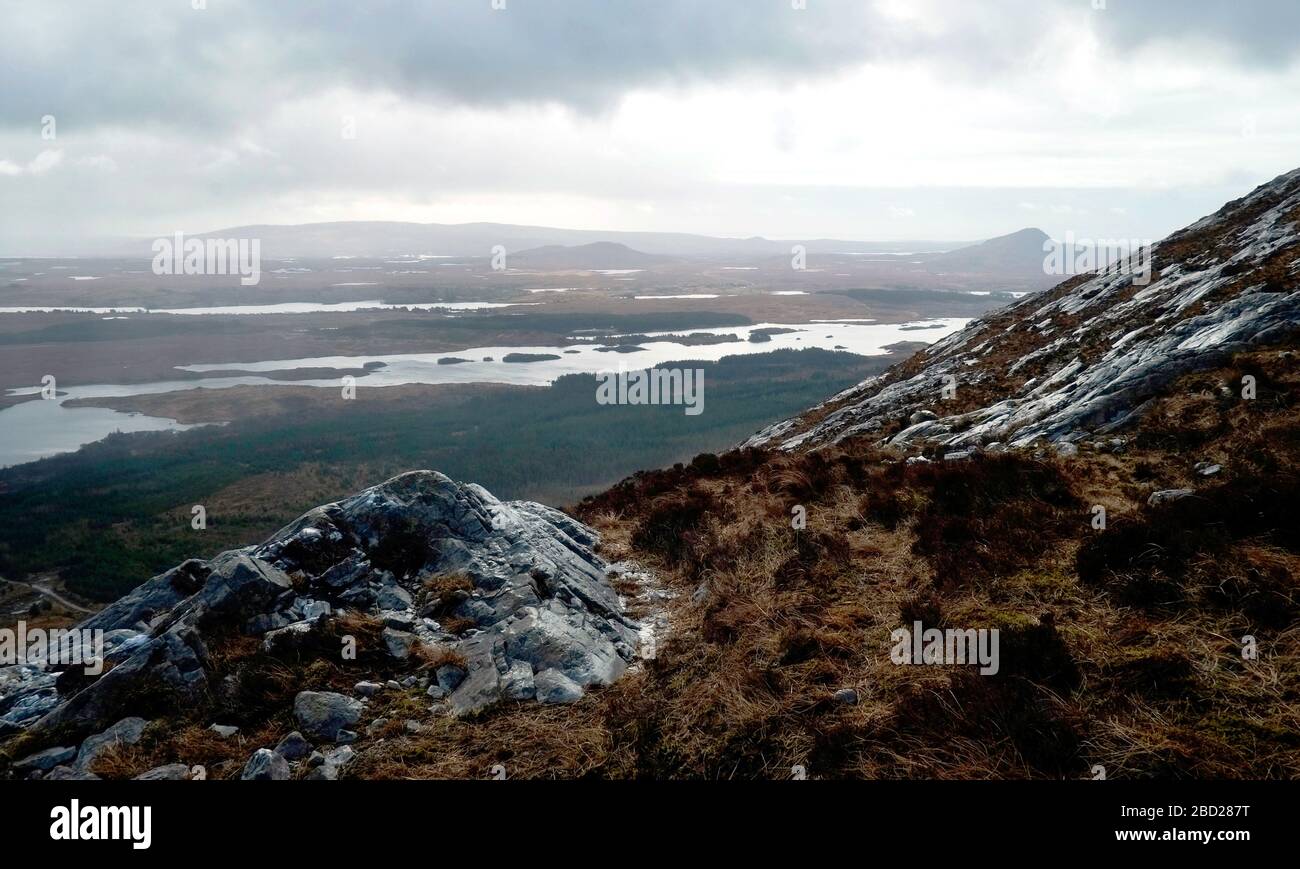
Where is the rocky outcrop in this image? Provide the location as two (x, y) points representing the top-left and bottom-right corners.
(1, 471), (641, 773)
(746, 168), (1300, 452)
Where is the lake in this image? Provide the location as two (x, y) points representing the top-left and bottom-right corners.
(0, 317), (969, 468)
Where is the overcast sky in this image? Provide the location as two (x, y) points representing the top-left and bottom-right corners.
(2, 0), (1299, 253)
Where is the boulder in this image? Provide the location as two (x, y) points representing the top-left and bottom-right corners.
(382, 628), (417, 660)
(241, 748), (290, 781)
(4, 470), (640, 743)
(293, 691), (363, 742)
(375, 583), (413, 612)
(274, 730), (312, 761)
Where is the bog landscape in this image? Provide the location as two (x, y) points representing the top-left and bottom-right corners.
(1, 1), (1297, 790)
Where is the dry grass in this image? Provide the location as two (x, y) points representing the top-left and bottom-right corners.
(5, 347), (1298, 780)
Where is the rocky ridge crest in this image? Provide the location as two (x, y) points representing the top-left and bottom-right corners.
(746, 168), (1300, 453)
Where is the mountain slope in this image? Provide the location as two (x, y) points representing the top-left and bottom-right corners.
(747, 168), (1300, 452)
(565, 169), (1300, 779)
(3, 172), (1298, 780)
(926, 227), (1051, 273)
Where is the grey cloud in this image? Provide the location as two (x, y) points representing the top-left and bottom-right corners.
(1088, 0), (1300, 67)
(0, 0), (894, 130)
(4, 0), (1295, 134)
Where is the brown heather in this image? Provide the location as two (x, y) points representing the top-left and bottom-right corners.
(5, 349), (1297, 781)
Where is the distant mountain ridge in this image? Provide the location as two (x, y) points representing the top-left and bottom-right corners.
(509, 241), (671, 270)
(113, 221), (968, 260)
(928, 227), (1052, 273)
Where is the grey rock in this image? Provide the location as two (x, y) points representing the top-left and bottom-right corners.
(241, 748), (290, 781)
(75, 716), (148, 771)
(261, 619), (321, 653)
(382, 613), (416, 631)
(298, 598), (332, 621)
(426, 684), (446, 700)
(382, 628), (417, 660)
(338, 585), (376, 608)
(502, 660), (536, 701)
(273, 730), (312, 761)
(447, 635), (501, 717)
(375, 583), (413, 612)
(304, 746), (354, 780)
(336, 729), (358, 744)
(833, 689), (859, 706)
(436, 665), (467, 693)
(80, 559), (210, 634)
(501, 603), (628, 688)
(134, 763), (191, 781)
(32, 625), (207, 737)
(0, 666), (59, 732)
(534, 669), (584, 705)
(909, 410), (940, 425)
(208, 723), (239, 738)
(293, 691), (363, 742)
(13, 745), (76, 774)
(1196, 462), (1223, 477)
(245, 612), (291, 635)
(7, 470), (639, 739)
(185, 552), (294, 626)
(46, 765), (101, 781)
(319, 555), (372, 590)
(1148, 488), (1196, 506)
(353, 680), (383, 698)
